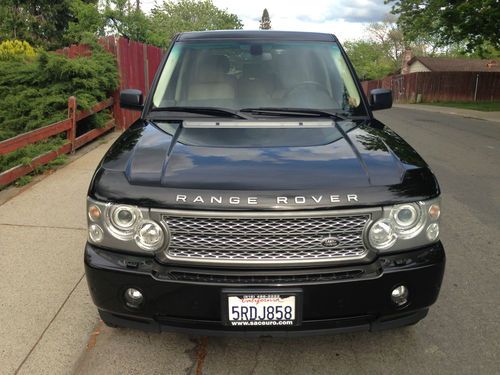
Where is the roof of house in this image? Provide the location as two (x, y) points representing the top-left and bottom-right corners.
(408, 56), (500, 72)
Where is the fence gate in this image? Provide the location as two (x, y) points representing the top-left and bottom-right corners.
(391, 76), (404, 102)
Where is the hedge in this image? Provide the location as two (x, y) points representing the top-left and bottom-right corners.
(0, 42), (118, 177)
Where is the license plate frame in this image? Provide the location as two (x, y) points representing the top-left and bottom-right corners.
(222, 289), (303, 327)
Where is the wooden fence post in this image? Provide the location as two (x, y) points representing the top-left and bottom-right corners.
(143, 43), (149, 94)
(67, 96), (77, 153)
(113, 38), (124, 131)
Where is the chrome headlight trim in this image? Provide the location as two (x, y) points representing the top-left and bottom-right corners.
(368, 197), (441, 252)
(368, 218), (397, 250)
(87, 198), (168, 254)
(391, 202), (427, 239)
(134, 219), (167, 251)
(104, 203), (143, 240)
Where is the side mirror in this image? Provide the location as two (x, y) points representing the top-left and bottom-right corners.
(370, 88), (392, 111)
(120, 89), (143, 111)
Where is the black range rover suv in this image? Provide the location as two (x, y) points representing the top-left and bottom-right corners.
(85, 30), (445, 336)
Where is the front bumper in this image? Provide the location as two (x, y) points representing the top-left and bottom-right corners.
(85, 242), (445, 336)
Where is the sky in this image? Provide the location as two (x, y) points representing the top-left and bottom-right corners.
(140, 0), (393, 42)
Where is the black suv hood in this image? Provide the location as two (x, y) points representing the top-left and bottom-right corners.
(89, 119), (439, 210)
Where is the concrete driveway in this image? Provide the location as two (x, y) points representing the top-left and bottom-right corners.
(1, 107), (499, 375)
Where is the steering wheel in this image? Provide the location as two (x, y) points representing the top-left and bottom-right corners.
(284, 81), (331, 98)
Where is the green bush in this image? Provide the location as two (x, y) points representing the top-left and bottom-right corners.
(0, 137), (65, 174)
(0, 40), (37, 61)
(0, 43), (118, 183)
(0, 45), (118, 142)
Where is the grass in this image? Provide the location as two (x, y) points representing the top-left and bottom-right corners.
(423, 101), (500, 112)
(1, 151), (69, 190)
(0, 137), (69, 190)
(14, 175), (32, 187)
(0, 137), (66, 174)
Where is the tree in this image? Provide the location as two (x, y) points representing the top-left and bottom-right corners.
(65, 0), (106, 44)
(1, 0), (243, 50)
(259, 8), (271, 30)
(386, 0), (500, 56)
(102, 0), (152, 43)
(343, 40), (397, 80)
(0, 0), (98, 49)
(345, 17), (405, 80)
(65, 0), (152, 45)
(366, 15), (405, 63)
(148, 0), (243, 48)
(363, 14), (443, 75)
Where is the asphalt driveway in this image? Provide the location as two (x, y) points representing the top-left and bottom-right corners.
(0, 107), (498, 375)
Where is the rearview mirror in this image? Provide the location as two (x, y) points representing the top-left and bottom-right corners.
(370, 88), (392, 111)
(120, 89), (143, 111)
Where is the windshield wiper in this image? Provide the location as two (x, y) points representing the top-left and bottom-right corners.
(240, 107), (352, 121)
(150, 106), (251, 120)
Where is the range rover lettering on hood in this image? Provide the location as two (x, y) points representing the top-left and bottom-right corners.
(92, 119), (440, 210)
(176, 194), (359, 205)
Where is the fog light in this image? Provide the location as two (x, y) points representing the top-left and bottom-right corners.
(391, 285), (409, 306)
(88, 224), (104, 243)
(124, 288), (143, 308)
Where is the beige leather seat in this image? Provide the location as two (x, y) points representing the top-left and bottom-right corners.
(187, 55), (235, 102)
(237, 63), (274, 103)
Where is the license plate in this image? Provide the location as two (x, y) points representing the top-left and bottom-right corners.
(226, 293), (297, 327)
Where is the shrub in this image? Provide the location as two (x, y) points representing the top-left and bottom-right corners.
(0, 44), (118, 181)
(0, 40), (37, 61)
(0, 137), (66, 174)
(0, 45), (118, 142)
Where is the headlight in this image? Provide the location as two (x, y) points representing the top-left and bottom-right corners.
(390, 203), (426, 239)
(393, 203), (419, 228)
(135, 220), (165, 251)
(368, 218), (396, 250)
(105, 204), (142, 239)
(368, 198), (441, 252)
(88, 224), (104, 243)
(87, 199), (168, 254)
(426, 223), (439, 241)
(111, 205), (139, 230)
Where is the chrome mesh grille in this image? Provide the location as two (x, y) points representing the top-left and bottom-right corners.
(162, 213), (370, 264)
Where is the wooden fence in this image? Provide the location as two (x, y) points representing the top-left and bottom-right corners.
(0, 97), (114, 186)
(57, 37), (165, 129)
(361, 71), (500, 103)
(113, 37), (164, 130)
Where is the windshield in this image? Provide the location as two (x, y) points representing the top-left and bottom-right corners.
(152, 40), (364, 115)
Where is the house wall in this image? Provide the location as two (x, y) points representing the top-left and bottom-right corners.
(408, 61), (431, 73)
